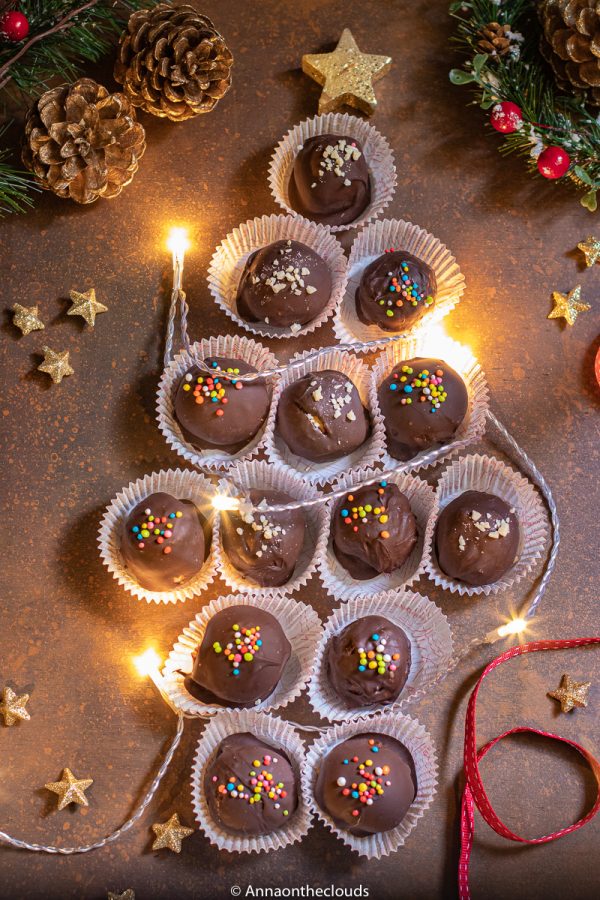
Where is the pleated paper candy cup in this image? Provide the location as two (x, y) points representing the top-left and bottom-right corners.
(98, 468), (217, 604)
(157, 336), (281, 472)
(333, 218), (466, 345)
(268, 113), (396, 233)
(162, 593), (323, 716)
(265, 347), (385, 488)
(214, 459), (329, 596)
(191, 709), (312, 854)
(372, 332), (489, 474)
(425, 453), (549, 597)
(308, 589), (453, 723)
(207, 213), (347, 340)
(319, 470), (437, 603)
(305, 711), (438, 858)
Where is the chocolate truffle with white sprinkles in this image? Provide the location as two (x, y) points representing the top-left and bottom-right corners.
(356, 250), (436, 332)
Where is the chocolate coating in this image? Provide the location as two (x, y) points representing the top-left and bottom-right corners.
(120, 492), (207, 591)
(435, 490), (520, 586)
(174, 357), (271, 454)
(236, 239), (332, 327)
(289, 134), (371, 226)
(315, 733), (417, 836)
(188, 605), (292, 707)
(356, 251), (436, 332)
(327, 616), (411, 708)
(276, 370), (371, 463)
(378, 357), (469, 461)
(332, 481), (417, 581)
(204, 733), (299, 835)
(221, 489), (306, 587)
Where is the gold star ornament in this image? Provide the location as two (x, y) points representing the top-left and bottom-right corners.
(0, 686), (31, 726)
(548, 285), (591, 326)
(38, 346), (74, 384)
(12, 303), (45, 336)
(45, 767), (93, 810)
(68, 288), (107, 327)
(577, 235), (600, 267)
(151, 813), (194, 853)
(302, 29), (392, 116)
(548, 673), (591, 713)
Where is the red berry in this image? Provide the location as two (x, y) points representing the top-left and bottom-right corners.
(0, 10), (29, 42)
(490, 101), (523, 134)
(537, 145), (571, 179)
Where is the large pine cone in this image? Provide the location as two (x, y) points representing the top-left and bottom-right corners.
(538, 0), (600, 105)
(114, 3), (233, 121)
(22, 78), (146, 204)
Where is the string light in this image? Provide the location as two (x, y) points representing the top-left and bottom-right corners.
(133, 647), (162, 678)
(211, 494), (241, 512)
(497, 618), (528, 638)
(166, 227), (189, 268)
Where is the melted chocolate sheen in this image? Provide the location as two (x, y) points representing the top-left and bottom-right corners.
(276, 370), (371, 463)
(355, 250), (437, 332)
(435, 490), (520, 586)
(327, 616), (411, 708)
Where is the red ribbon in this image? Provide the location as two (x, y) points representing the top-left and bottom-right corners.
(459, 638), (600, 900)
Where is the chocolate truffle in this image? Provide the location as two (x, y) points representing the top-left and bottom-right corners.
(120, 492), (207, 591)
(332, 480), (418, 581)
(236, 239), (332, 328)
(174, 357), (271, 454)
(435, 490), (520, 586)
(289, 134), (371, 227)
(187, 605), (292, 707)
(327, 616), (411, 708)
(220, 489), (307, 587)
(276, 370), (371, 463)
(204, 733), (299, 835)
(356, 250), (436, 332)
(378, 358), (469, 461)
(315, 733), (417, 836)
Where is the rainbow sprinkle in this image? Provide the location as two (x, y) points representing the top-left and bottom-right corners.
(182, 360), (243, 418)
(338, 738), (392, 817)
(339, 481), (391, 540)
(388, 365), (447, 413)
(212, 753), (289, 814)
(357, 633), (402, 675)
(377, 251), (434, 320)
(130, 506), (183, 553)
(213, 623), (263, 676)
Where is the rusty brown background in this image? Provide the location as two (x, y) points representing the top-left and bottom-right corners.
(1, 1), (599, 898)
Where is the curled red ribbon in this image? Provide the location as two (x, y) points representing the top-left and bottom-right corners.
(459, 638), (600, 900)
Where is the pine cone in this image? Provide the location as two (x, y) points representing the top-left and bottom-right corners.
(477, 22), (512, 57)
(538, 0), (600, 105)
(22, 78), (146, 204)
(114, 3), (233, 121)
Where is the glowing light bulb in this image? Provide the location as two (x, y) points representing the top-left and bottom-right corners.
(212, 494), (241, 512)
(167, 227), (189, 265)
(134, 647), (162, 678)
(420, 323), (475, 375)
(497, 618), (527, 638)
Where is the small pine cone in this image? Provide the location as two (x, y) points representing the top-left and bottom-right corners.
(22, 78), (146, 204)
(477, 21), (512, 57)
(114, 3), (233, 121)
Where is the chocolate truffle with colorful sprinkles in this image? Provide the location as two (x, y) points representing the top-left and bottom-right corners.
(326, 616), (412, 708)
(289, 134), (371, 227)
(314, 733), (417, 836)
(204, 733), (299, 835)
(356, 250), (436, 332)
(187, 605), (292, 707)
(378, 358), (469, 461)
(331, 481), (417, 581)
(120, 492), (207, 592)
(174, 357), (271, 454)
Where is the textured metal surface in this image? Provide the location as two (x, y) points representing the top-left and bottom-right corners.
(1, 1), (599, 898)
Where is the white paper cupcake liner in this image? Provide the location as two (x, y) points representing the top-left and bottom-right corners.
(268, 113), (396, 233)
(191, 709), (312, 853)
(98, 468), (218, 604)
(308, 590), (453, 723)
(333, 218), (466, 345)
(372, 333), (489, 474)
(304, 711), (438, 858)
(157, 336), (281, 473)
(265, 347), (385, 488)
(162, 593), (323, 716)
(214, 459), (329, 596)
(207, 213), (347, 340)
(425, 453), (549, 597)
(319, 470), (437, 603)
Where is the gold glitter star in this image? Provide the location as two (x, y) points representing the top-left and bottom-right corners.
(548, 285), (591, 326)
(67, 288), (107, 327)
(151, 813), (194, 853)
(577, 235), (600, 267)
(45, 767), (93, 810)
(108, 892), (135, 900)
(548, 673), (591, 713)
(0, 686), (31, 726)
(302, 29), (392, 116)
(38, 346), (74, 384)
(12, 303), (45, 336)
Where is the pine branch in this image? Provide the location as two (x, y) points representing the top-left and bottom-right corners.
(0, 123), (39, 215)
